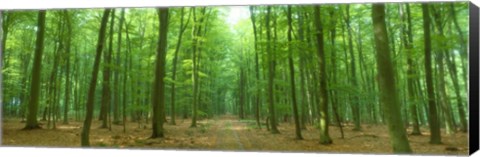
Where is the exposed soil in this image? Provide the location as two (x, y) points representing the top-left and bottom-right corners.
(1, 115), (469, 155)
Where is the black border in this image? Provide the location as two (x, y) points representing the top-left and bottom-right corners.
(469, 1), (479, 155)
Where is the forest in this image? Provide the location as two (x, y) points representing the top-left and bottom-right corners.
(1, 2), (470, 155)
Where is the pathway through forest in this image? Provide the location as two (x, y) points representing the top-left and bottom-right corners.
(1, 116), (469, 155)
(214, 118), (245, 150)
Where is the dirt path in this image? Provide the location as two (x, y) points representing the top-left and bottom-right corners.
(214, 119), (244, 150)
(2, 116), (469, 155)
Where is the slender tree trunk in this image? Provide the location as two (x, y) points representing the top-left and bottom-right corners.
(421, 4), (442, 144)
(449, 4), (467, 91)
(328, 7), (344, 139)
(432, 5), (456, 135)
(24, 10), (47, 130)
(297, 10), (308, 130)
(63, 10), (72, 125)
(190, 8), (206, 128)
(170, 8), (190, 125)
(100, 10), (115, 128)
(151, 8), (169, 138)
(249, 6), (261, 128)
(401, 4), (421, 135)
(372, 4), (412, 153)
(113, 9), (125, 125)
(345, 5), (361, 131)
(287, 6), (303, 140)
(81, 9), (111, 147)
(314, 6), (332, 145)
(445, 49), (467, 132)
(123, 18), (132, 132)
(266, 6), (279, 134)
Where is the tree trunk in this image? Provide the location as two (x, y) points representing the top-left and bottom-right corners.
(328, 7), (344, 139)
(63, 10), (72, 125)
(314, 6), (332, 145)
(449, 4), (467, 91)
(170, 8), (190, 125)
(113, 8), (125, 125)
(81, 9), (111, 147)
(401, 4), (421, 135)
(249, 6), (261, 128)
(191, 8), (206, 128)
(445, 48), (467, 132)
(24, 10), (47, 130)
(345, 5), (361, 131)
(287, 6), (303, 140)
(372, 4), (412, 153)
(421, 3), (442, 144)
(123, 17), (132, 132)
(151, 8), (169, 138)
(266, 6), (279, 134)
(100, 10), (115, 128)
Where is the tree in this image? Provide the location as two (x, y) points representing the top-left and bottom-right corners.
(100, 10), (115, 129)
(344, 5), (361, 131)
(151, 8), (169, 138)
(421, 3), (442, 144)
(113, 8), (126, 125)
(327, 7), (344, 138)
(81, 9), (111, 147)
(0, 11), (3, 111)
(287, 5), (302, 140)
(400, 4), (421, 135)
(190, 7), (207, 128)
(266, 6), (280, 134)
(372, 4), (412, 153)
(24, 10), (47, 130)
(63, 10), (73, 125)
(314, 5), (332, 145)
(170, 7), (190, 125)
(249, 6), (261, 128)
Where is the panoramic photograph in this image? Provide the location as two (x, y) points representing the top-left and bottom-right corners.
(1, 2), (470, 155)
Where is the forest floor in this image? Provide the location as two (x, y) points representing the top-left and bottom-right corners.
(1, 115), (469, 155)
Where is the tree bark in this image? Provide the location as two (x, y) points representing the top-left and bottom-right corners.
(100, 10), (115, 129)
(401, 4), (421, 135)
(372, 4), (412, 153)
(249, 6), (261, 128)
(314, 6), (332, 145)
(24, 10), (47, 130)
(151, 8), (169, 138)
(266, 6), (279, 134)
(63, 10), (72, 125)
(81, 9), (111, 146)
(344, 5), (361, 131)
(170, 8), (190, 125)
(287, 6), (303, 140)
(113, 8), (125, 125)
(421, 3), (442, 144)
(328, 7), (344, 139)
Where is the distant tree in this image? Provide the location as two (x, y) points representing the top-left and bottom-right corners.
(63, 10), (72, 125)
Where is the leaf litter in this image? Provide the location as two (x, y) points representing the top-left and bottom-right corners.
(1, 116), (468, 155)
